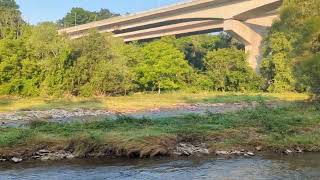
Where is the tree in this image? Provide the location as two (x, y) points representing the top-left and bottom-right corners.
(296, 54), (320, 97)
(58, 8), (119, 27)
(167, 33), (244, 70)
(0, 0), (30, 95)
(204, 48), (263, 91)
(172, 35), (220, 70)
(136, 39), (193, 93)
(66, 31), (131, 96)
(89, 34), (134, 96)
(0, 0), (23, 39)
(26, 23), (71, 96)
(96, 9), (119, 21)
(262, 0), (320, 93)
(261, 32), (295, 92)
(0, 0), (18, 9)
(0, 37), (26, 95)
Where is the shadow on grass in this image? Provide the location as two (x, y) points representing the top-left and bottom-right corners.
(0, 98), (13, 106)
(202, 95), (277, 103)
(19, 98), (105, 111)
(184, 94), (278, 104)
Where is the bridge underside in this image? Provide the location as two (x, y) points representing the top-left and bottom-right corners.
(59, 0), (282, 72)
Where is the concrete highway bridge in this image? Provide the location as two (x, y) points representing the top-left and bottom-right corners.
(58, 0), (282, 72)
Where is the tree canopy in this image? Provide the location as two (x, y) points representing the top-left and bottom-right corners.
(58, 8), (119, 27)
(0, 0), (23, 39)
(0, 0), (18, 9)
(205, 48), (262, 91)
(261, 0), (320, 94)
(135, 39), (193, 93)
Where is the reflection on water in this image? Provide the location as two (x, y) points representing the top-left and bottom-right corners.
(0, 153), (319, 180)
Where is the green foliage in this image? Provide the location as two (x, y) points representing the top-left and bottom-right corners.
(0, 3), (23, 39)
(26, 23), (70, 96)
(296, 54), (320, 96)
(0, 0), (18, 9)
(58, 7), (119, 27)
(262, 0), (320, 93)
(172, 35), (220, 69)
(0, 2), (267, 97)
(0, 0), (36, 96)
(169, 33), (244, 70)
(66, 31), (132, 96)
(0, 37), (28, 95)
(261, 32), (295, 92)
(204, 48), (263, 91)
(0, 29), (264, 96)
(135, 39), (193, 93)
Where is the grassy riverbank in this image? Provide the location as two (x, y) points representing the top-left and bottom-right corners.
(0, 92), (309, 113)
(0, 101), (319, 159)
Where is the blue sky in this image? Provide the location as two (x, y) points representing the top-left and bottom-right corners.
(16, 0), (185, 24)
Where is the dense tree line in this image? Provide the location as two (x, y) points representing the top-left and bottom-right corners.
(0, 0), (318, 97)
(261, 0), (320, 95)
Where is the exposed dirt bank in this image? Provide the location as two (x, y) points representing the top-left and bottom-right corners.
(0, 139), (308, 164)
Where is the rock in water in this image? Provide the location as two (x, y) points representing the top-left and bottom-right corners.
(216, 151), (229, 156)
(66, 154), (75, 159)
(40, 156), (51, 161)
(284, 149), (293, 155)
(38, 149), (50, 154)
(295, 147), (303, 153)
(230, 150), (242, 155)
(174, 143), (209, 156)
(246, 152), (255, 156)
(255, 146), (262, 151)
(11, 157), (22, 163)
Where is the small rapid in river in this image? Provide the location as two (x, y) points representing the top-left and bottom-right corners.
(0, 153), (319, 180)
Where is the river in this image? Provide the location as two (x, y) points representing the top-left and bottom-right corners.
(0, 153), (319, 180)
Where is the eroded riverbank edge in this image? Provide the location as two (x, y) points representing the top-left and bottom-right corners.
(0, 140), (313, 164)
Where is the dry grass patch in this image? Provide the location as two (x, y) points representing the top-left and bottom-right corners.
(0, 92), (310, 113)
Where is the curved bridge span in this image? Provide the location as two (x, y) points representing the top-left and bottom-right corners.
(59, 0), (283, 72)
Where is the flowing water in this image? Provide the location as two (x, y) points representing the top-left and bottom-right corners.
(0, 153), (319, 180)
